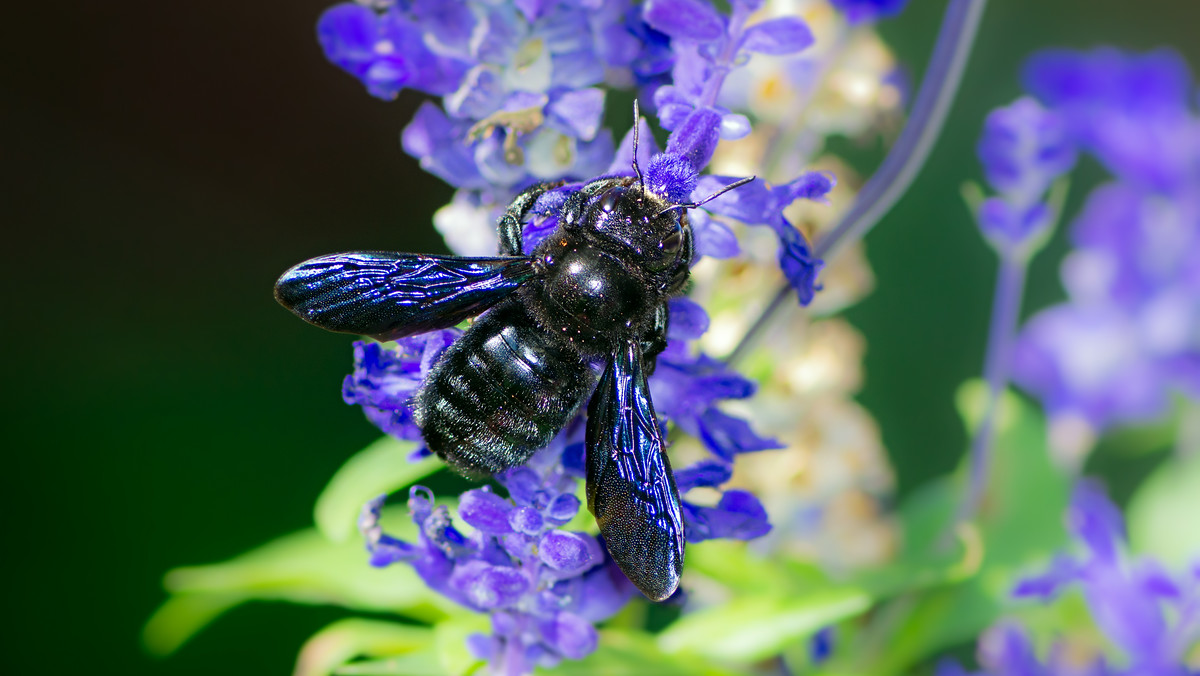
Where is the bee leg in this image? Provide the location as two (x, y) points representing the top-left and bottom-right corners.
(639, 302), (669, 376)
(498, 181), (567, 256)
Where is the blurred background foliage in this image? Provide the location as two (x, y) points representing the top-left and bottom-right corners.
(3, 1), (1198, 674)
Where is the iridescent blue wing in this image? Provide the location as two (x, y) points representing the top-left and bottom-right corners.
(275, 252), (539, 342)
(586, 340), (685, 601)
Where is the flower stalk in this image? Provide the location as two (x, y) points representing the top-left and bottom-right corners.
(958, 253), (1027, 522)
(726, 0), (988, 364)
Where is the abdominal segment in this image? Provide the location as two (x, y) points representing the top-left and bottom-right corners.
(414, 299), (595, 476)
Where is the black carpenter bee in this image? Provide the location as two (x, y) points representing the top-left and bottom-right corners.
(275, 118), (752, 601)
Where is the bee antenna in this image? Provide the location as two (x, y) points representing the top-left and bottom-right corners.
(654, 175), (756, 217)
(632, 100), (646, 200)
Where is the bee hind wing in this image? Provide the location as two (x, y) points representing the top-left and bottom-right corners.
(585, 340), (685, 602)
(274, 252), (538, 342)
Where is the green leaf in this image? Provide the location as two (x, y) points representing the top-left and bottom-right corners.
(141, 592), (244, 657)
(553, 629), (750, 676)
(296, 619), (434, 676)
(334, 650), (445, 676)
(1128, 450), (1200, 569)
(843, 382), (1071, 675)
(684, 539), (820, 596)
(316, 436), (442, 542)
(144, 507), (450, 656)
(434, 614), (489, 676)
(657, 587), (870, 662)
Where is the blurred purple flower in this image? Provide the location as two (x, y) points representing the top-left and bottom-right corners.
(975, 97), (1075, 252)
(1011, 48), (1200, 434)
(940, 481), (1200, 676)
(828, 0), (911, 25)
(1023, 48), (1200, 194)
(317, 3), (470, 100)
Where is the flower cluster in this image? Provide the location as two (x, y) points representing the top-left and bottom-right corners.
(358, 433), (634, 676)
(1007, 49), (1200, 460)
(358, 416), (772, 673)
(324, 2), (853, 670)
(938, 481), (1200, 676)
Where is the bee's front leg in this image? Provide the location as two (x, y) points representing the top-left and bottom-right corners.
(640, 302), (669, 377)
(497, 181), (566, 256)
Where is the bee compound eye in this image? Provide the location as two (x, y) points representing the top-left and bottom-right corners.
(661, 230), (682, 254)
(599, 188), (623, 213)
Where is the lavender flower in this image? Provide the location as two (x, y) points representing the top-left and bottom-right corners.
(359, 426), (772, 675)
(1008, 48), (1200, 455)
(358, 433), (636, 676)
(975, 97), (1075, 255)
(317, 3), (471, 100)
(341, 331), (459, 453)
(938, 481), (1200, 676)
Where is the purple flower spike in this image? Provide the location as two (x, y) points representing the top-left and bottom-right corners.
(952, 481), (1199, 674)
(1023, 48), (1197, 192)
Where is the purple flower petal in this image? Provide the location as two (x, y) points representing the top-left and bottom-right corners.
(608, 117), (661, 176)
(1012, 554), (1081, 600)
(976, 623), (1043, 675)
(509, 506), (544, 535)
(459, 489), (515, 534)
(684, 489), (771, 542)
(317, 4), (378, 78)
(690, 210), (740, 259)
(574, 557), (639, 622)
(547, 88), (606, 141)
(643, 0), (725, 42)
(664, 106), (723, 174)
(667, 297), (710, 340)
(450, 561), (530, 609)
(698, 408), (784, 460)
(1068, 481), (1126, 564)
(539, 531), (601, 574)
(545, 494), (582, 525)
(401, 102), (487, 189)
(740, 18), (815, 56)
(674, 458), (733, 493)
(541, 611), (598, 659)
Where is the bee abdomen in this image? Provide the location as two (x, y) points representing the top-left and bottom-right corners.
(414, 299), (594, 477)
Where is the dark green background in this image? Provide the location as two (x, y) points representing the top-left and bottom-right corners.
(3, 1), (1195, 674)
